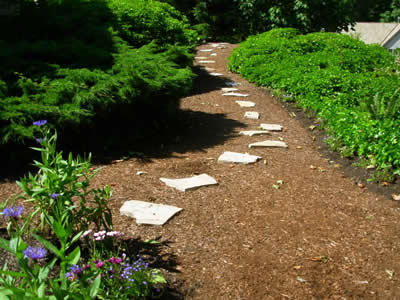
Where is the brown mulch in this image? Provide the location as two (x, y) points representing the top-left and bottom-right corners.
(2, 43), (400, 299)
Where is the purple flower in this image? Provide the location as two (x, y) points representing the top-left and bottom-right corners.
(2, 206), (24, 218)
(107, 257), (123, 264)
(35, 138), (46, 143)
(49, 193), (60, 199)
(32, 120), (47, 126)
(69, 265), (83, 275)
(95, 261), (104, 268)
(23, 246), (47, 260)
(142, 281), (147, 285)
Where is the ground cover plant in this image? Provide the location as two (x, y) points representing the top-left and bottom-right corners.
(0, 0), (198, 146)
(0, 121), (166, 299)
(228, 28), (400, 178)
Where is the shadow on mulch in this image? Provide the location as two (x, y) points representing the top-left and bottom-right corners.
(0, 108), (246, 182)
(189, 66), (235, 96)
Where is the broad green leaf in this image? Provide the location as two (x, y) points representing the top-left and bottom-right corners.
(65, 247), (81, 265)
(89, 275), (101, 298)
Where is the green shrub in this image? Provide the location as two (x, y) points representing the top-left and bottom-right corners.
(228, 28), (400, 175)
(0, 0), (197, 145)
(107, 0), (198, 48)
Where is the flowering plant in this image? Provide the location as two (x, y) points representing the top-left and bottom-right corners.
(16, 120), (113, 236)
(0, 120), (167, 299)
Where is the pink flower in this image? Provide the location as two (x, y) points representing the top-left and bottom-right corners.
(106, 231), (124, 237)
(81, 230), (92, 238)
(95, 261), (104, 268)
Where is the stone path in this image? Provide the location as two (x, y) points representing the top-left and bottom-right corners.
(121, 42), (286, 223)
(90, 41), (400, 299)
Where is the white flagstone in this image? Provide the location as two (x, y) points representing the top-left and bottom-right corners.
(244, 112), (260, 119)
(195, 57), (208, 60)
(259, 124), (283, 131)
(222, 92), (249, 97)
(249, 140), (288, 148)
(239, 130), (270, 136)
(209, 73), (223, 76)
(225, 82), (240, 87)
(211, 53), (217, 56)
(217, 151), (261, 164)
(236, 100), (256, 107)
(199, 60), (216, 64)
(200, 49), (213, 52)
(119, 200), (182, 225)
(120, 200), (182, 226)
(160, 174), (218, 192)
(221, 87), (239, 92)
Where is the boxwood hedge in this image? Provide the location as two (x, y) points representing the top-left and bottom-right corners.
(228, 28), (400, 176)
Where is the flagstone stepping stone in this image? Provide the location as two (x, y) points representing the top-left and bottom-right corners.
(244, 112), (260, 119)
(217, 151), (261, 164)
(120, 200), (182, 226)
(221, 87), (239, 92)
(225, 82), (240, 87)
(248, 140), (288, 148)
(200, 49), (213, 52)
(239, 130), (270, 136)
(160, 174), (218, 192)
(210, 43), (219, 47)
(211, 53), (217, 56)
(199, 60), (216, 64)
(259, 124), (283, 131)
(222, 92), (249, 97)
(236, 100), (256, 107)
(195, 56), (208, 60)
(210, 73), (223, 76)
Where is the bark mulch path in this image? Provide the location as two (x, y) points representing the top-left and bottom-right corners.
(2, 43), (400, 299)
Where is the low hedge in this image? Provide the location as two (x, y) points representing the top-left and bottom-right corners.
(228, 28), (400, 175)
(0, 0), (197, 144)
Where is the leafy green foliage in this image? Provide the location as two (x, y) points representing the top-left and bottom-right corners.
(0, 0), (197, 145)
(17, 124), (113, 235)
(228, 28), (400, 175)
(159, 0), (356, 41)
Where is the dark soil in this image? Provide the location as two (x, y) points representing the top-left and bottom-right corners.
(1, 43), (400, 299)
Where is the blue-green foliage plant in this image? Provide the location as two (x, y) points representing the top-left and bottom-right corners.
(228, 28), (400, 176)
(0, 0), (198, 145)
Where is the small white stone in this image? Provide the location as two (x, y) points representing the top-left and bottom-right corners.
(200, 49), (213, 52)
(225, 82), (240, 87)
(259, 124), (283, 131)
(202, 67), (215, 71)
(236, 101), (256, 107)
(222, 92), (249, 97)
(211, 53), (217, 56)
(218, 151), (261, 164)
(199, 60), (216, 64)
(120, 200), (182, 226)
(160, 174), (218, 192)
(210, 43), (219, 47)
(136, 171), (147, 176)
(195, 57), (208, 60)
(249, 140), (288, 148)
(244, 112), (260, 119)
(239, 130), (270, 136)
(209, 73), (223, 76)
(221, 87), (239, 92)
